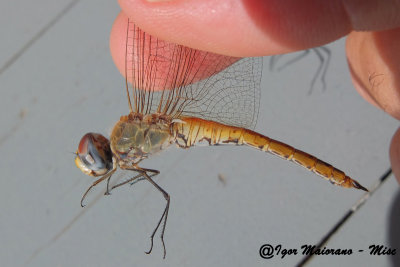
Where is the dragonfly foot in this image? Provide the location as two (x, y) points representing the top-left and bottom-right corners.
(145, 237), (154, 255)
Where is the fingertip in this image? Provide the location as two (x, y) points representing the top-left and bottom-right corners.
(390, 127), (400, 185)
(346, 32), (382, 110)
(118, 0), (350, 56)
(109, 12), (239, 89)
(346, 30), (400, 119)
(342, 0), (400, 31)
(110, 12), (128, 79)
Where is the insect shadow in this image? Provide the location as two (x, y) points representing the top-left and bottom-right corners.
(269, 46), (331, 95)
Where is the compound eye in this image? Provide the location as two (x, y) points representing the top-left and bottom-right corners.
(75, 133), (112, 176)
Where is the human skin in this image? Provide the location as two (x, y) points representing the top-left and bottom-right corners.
(109, 0), (400, 183)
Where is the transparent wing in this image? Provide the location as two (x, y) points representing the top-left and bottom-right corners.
(125, 20), (262, 129)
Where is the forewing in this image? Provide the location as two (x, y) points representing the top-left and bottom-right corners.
(125, 20), (262, 129)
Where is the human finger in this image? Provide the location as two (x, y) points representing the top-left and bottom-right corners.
(346, 28), (400, 119)
(118, 0), (400, 57)
(110, 12), (240, 90)
(390, 127), (400, 184)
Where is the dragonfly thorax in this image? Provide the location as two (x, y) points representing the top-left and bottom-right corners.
(110, 113), (174, 165)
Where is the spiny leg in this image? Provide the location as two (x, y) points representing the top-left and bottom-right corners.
(111, 173), (145, 190)
(138, 167), (169, 259)
(116, 166), (168, 257)
(111, 168), (159, 191)
(80, 169), (116, 207)
(105, 174), (113, 195)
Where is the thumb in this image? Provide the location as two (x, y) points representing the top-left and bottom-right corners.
(390, 127), (400, 184)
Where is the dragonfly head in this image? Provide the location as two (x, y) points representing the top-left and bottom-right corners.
(75, 133), (113, 176)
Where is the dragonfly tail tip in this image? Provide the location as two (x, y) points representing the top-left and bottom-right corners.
(353, 180), (369, 192)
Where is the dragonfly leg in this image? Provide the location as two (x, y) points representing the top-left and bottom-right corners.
(105, 174), (113, 195)
(80, 168), (116, 207)
(130, 168), (159, 187)
(110, 168), (159, 191)
(111, 173), (145, 190)
(137, 167), (169, 259)
(116, 165), (168, 257)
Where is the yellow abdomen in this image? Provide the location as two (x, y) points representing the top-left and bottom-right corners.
(172, 117), (367, 191)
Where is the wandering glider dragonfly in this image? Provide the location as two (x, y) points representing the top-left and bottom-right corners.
(74, 18), (368, 258)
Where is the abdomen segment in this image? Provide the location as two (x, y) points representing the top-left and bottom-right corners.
(172, 117), (368, 191)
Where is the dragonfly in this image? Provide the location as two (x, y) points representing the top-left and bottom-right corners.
(74, 18), (368, 258)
